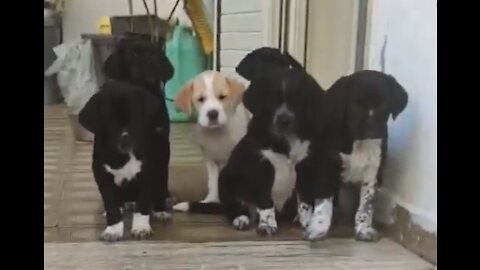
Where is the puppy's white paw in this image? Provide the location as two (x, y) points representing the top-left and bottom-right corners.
(152, 211), (172, 222)
(131, 213), (152, 239)
(101, 221), (124, 242)
(303, 198), (332, 241)
(201, 196), (220, 203)
(173, 202), (190, 212)
(232, 215), (250, 230)
(257, 208), (278, 236)
(355, 226), (380, 242)
(297, 202), (313, 229)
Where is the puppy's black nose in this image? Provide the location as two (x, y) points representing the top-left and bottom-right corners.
(207, 110), (219, 121)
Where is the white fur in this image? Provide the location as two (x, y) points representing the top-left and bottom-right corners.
(232, 215), (250, 230)
(173, 202), (190, 212)
(304, 197), (333, 241)
(257, 208), (278, 234)
(198, 72), (228, 128)
(131, 213), (151, 237)
(202, 160), (220, 203)
(260, 140), (310, 211)
(104, 153), (142, 186)
(297, 202), (313, 229)
(101, 221), (124, 241)
(152, 211), (172, 222)
(191, 72), (250, 204)
(340, 139), (382, 184)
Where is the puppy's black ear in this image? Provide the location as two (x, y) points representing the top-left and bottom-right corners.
(324, 75), (352, 125)
(388, 75), (408, 120)
(78, 92), (102, 134)
(303, 75), (326, 132)
(235, 52), (254, 80)
(160, 54), (174, 84)
(284, 52), (304, 70)
(243, 79), (265, 115)
(103, 44), (126, 80)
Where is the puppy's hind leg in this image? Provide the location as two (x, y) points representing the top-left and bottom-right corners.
(153, 153), (172, 222)
(219, 170), (251, 231)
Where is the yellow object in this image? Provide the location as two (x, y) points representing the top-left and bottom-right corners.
(96, 16), (112, 35)
(184, 0), (214, 54)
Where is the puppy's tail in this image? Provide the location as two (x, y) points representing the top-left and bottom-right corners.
(173, 201), (224, 214)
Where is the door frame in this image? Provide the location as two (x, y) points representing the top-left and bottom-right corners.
(263, 0), (373, 72)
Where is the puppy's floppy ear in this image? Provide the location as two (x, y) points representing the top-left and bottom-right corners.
(242, 79), (265, 115)
(235, 52), (254, 80)
(160, 54), (174, 84)
(324, 75), (352, 125)
(225, 76), (246, 107)
(303, 75), (326, 130)
(284, 52), (304, 70)
(78, 92), (103, 134)
(175, 79), (194, 115)
(387, 75), (408, 120)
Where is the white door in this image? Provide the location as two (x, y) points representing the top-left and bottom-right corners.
(263, 0), (366, 88)
(305, 0), (359, 89)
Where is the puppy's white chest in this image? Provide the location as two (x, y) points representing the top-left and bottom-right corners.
(341, 139), (382, 184)
(261, 140), (310, 211)
(104, 153), (142, 186)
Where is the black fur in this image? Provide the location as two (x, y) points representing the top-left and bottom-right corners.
(323, 70), (408, 186)
(235, 47), (303, 82)
(189, 68), (335, 235)
(78, 37), (173, 240)
(322, 70), (408, 241)
(79, 84), (171, 226)
(103, 34), (174, 95)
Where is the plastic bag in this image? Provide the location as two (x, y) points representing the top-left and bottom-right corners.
(45, 39), (99, 114)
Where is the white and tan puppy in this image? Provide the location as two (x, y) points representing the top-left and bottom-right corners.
(173, 71), (251, 211)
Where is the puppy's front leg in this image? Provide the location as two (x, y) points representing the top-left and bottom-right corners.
(132, 170), (155, 239)
(304, 197), (333, 241)
(256, 197), (278, 236)
(355, 181), (379, 241)
(202, 159), (220, 203)
(94, 166), (124, 242)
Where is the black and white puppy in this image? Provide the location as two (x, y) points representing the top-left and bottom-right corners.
(235, 47), (304, 82)
(217, 67), (331, 236)
(79, 36), (173, 242)
(324, 70), (408, 241)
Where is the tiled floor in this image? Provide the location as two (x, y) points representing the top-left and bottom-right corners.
(44, 105), (434, 269)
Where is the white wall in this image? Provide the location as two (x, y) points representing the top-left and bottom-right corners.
(219, 0), (264, 74)
(366, 0), (437, 234)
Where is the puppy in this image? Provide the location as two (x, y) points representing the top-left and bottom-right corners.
(214, 67), (331, 237)
(103, 33), (174, 96)
(323, 70), (408, 241)
(79, 35), (174, 242)
(235, 47), (304, 82)
(173, 71), (249, 211)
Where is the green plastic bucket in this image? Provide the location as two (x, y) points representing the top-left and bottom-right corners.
(165, 25), (206, 122)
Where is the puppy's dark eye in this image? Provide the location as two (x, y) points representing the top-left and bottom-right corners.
(218, 94), (227, 100)
(198, 97), (205, 103)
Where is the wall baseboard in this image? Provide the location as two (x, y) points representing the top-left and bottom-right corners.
(376, 205), (437, 265)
